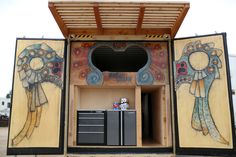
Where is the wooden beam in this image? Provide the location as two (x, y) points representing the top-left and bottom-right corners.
(136, 5), (145, 34)
(48, 2), (68, 37)
(171, 3), (190, 38)
(135, 86), (142, 147)
(69, 28), (171, 35)
(93, 3), (103, 34)
(68, 85), (74, 147)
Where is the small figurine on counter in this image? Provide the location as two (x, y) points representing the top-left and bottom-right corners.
(113, 102), (120, 110)
(120, 98), (129, 110)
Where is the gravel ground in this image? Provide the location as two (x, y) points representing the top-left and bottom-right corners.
(0, 127), (226, 157)
(0, 128), (173, 157)
(0, 127), (10, 157)
(0, 127), (61, 157)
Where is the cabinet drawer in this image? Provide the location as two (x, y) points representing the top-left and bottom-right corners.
(78, 125), (104, 132)
(78, 132), (104, 144)
(78, 112), (104, 118)
(78, 119), (104, 125)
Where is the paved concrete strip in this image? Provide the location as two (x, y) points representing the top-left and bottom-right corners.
(0, 127), (221, 157)
(68, 155), (174, 157)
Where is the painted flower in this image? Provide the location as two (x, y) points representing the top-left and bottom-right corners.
(72, 61), (80, 68)
(51, 62), (62, 77)
(79, 68), (90, 79)
(73, 48), (81, 56)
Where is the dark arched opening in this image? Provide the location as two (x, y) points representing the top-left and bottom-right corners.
(91, 46), (148, 72)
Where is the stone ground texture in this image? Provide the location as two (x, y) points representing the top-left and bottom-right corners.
(0, 127), (223, 157)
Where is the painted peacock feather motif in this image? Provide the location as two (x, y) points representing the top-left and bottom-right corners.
(12, 43), (63, 146)
(175, 40), (229, 145)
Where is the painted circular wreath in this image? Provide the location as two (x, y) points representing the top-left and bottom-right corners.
(17, 43), (63, 89)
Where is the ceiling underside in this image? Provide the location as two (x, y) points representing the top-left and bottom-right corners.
(48, 0), (189, 38)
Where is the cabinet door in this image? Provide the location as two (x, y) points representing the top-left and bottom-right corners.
(123, 111), (136, 146)
(107, 111), (120, 146)
(7, 39), (66, 155)
(173, 33), (235, 155)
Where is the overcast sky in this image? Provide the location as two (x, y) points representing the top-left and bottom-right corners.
(0, 0), (236, 97)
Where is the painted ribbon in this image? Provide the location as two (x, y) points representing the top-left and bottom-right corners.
(190, 71), (207, 98)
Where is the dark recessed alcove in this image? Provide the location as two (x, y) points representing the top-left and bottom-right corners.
(91, 46), (148, 72)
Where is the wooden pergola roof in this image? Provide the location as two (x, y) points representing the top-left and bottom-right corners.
(48, 0), (189, 38)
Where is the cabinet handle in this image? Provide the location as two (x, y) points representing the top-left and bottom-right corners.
(78, 132), (104, 134)
(78, 124), (104, 127)
(78, 117), (104, 120)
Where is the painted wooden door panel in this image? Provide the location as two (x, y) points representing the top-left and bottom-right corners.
(7, 39), (66, 155)
(173, 33), (235, 155)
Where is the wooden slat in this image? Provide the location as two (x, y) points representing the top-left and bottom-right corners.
(101, 15), (138, 19)
(64, 21), (97, 24)
(93, 3), (103, 34)
(102, 19), (137, 22)
(144, 16), (177, 19)
(56, 6), (94, 10)
(50, 1), (189, 37)
(52, 2), (186, 7)
(143, 22), (174, 24)
(144, 14), (179, 17)
(143, 4), (186, 8)
(59, 12), (94, 16)
(143, 18), (176, 22)
(100, 14), (139, 17)
(136, 6), (145, 34)
(98, 3), (141, 7)
(66, 23), (97, 26)
(59, 13), (94, 16)
(99, 6), (139, 11)
(59, 11), (94, 14)
(100, 11), (139, 14)
(63, 19), (95, 21)
(64, 19), (140, 23)
(66, 23), (96, 25)
(100, 9), (139, 14)
(101, 3), (185, 7)
(103, 24), (137, 28)
(102, 24), (137, 26)
(145, 7), (183, 11)
(142, 24), (173, 28)
(171, 3), (189, 37)
(48, 2), (69, 37)
(61, 15), (95, 19)
(57, 9), (94, 13)
(57, 7), (93, 10)
(100, 13), (139, 16)
(67, 26), (97, 28)
(54, 3), (94, 7)
(144, 10), (181, 14)
(102, 22), (137, 24)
